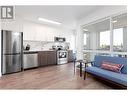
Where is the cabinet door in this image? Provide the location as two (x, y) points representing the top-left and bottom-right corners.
(23, 22), (36, 40)
(35, 26), (46, 41)
(47, 51), (57, 65)
(38, 51), (47, 66)
(68, 50), (74, 62)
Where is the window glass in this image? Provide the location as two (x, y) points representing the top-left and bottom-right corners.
(113, 13), (127, 52)
(70, 35), (75, 51)
(113, 28), (123, 51)
(99, 30), (110, 50)
(84, 33), (86, 45)
(83, 33), (90, 50)
(96, 19), (110, 50)
(82, 19), (110, 50)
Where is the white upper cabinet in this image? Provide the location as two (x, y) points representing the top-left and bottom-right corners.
(23, 21), (36, 40)
(34, 25), (46, 41)
(22, 20), (73, 42)
(46, 28), (58, 42)
(23, 21), (46, 41)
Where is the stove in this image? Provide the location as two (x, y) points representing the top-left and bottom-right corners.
(52, 42), (69, 64)
(57, 50), (68, 64)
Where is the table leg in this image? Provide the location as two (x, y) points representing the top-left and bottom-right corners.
(80, 62), (82, 77)
(74, 60), (76, 75)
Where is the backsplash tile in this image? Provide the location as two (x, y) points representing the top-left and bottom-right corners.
(23, 40), (54, 51)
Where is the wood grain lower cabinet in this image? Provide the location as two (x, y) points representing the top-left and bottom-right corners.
(38, 51), (57, 67)
(47, 51), (57, 65)
(38, 51), (47, 66)
(68, 50), (74, 63)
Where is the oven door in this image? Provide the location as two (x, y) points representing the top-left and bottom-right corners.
(57, 51), (68, 64)
(59, 51), (67, 58)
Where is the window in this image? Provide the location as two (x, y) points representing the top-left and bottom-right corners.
(70, 35), (75, 51)
(81, 12), (127, 61)
(113, 28), (123, 51)
(113, 13), (127, 52)
(99, 30), (110, 50)
(84, 33), (87, 45)
(83, 32), (90, 50)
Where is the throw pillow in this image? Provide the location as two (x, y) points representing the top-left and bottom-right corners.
(101, 61), (123, 73)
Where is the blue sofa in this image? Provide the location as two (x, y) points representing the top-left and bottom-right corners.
(84, 55), (127, 88)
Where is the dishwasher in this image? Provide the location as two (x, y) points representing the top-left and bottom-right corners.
(23, 52), (38, 69)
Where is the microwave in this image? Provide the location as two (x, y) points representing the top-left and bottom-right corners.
(54, 37), (66, 42)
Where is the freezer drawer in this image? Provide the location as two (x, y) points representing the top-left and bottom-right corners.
(23, 53), (38, 69)
(2, 54), (22, 74)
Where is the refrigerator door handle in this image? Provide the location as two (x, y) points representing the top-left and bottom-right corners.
(4, 52), (21, 55)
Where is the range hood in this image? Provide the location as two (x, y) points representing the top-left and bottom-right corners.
(54, 37), (66, 42)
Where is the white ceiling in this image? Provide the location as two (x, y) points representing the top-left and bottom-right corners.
(83, 12), (127, 32)
(84, 19), (110, 32)
(15, 6), (103, 29)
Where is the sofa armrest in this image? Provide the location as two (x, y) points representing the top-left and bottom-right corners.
(78, 60), (94, 77)
(84, 61), (94, 67)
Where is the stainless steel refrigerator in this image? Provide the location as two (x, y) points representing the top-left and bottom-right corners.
(1, 30), (23, 74)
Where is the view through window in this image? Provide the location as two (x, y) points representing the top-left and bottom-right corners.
(113, 28), (123, 51)
(84, 33), (86, 46)
(83, 33), (87, 50)
(83, 32), (90, 50)
(99, 30), (110, 50)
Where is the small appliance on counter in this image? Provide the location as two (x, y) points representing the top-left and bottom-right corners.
(24, 44), (30, 51)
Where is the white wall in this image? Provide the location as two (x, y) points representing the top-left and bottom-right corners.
(1, 17), (23, 32)
(76, 6), (127, 60)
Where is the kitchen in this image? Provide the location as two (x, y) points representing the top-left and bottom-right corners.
(1, 6), (76, 75)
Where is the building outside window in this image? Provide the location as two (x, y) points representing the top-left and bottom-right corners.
(83, 32), (90, 50)
(99, 30), (110, 50)
(83, 33), (87, 49)
(113, 28), (123, 52)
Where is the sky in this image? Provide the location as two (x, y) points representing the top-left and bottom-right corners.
(100, 28), (123, 46)
(100, 30), (110, 46)
(84, 33), (86, 45)
(113, 28), (123, 46)
(84, 28), (123, 46)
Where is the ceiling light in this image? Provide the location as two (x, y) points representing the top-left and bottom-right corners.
(112, 20), (117, 23)
(83, 29), (88, 31)
(38, 17), (61, 25)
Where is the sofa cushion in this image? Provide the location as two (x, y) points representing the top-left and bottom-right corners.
(94, 55), (127, 74)
(101, 61), (123, 73)
(85, 66), (127, 86)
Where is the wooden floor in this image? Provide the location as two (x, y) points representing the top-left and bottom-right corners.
(0, 63), (112, 89)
